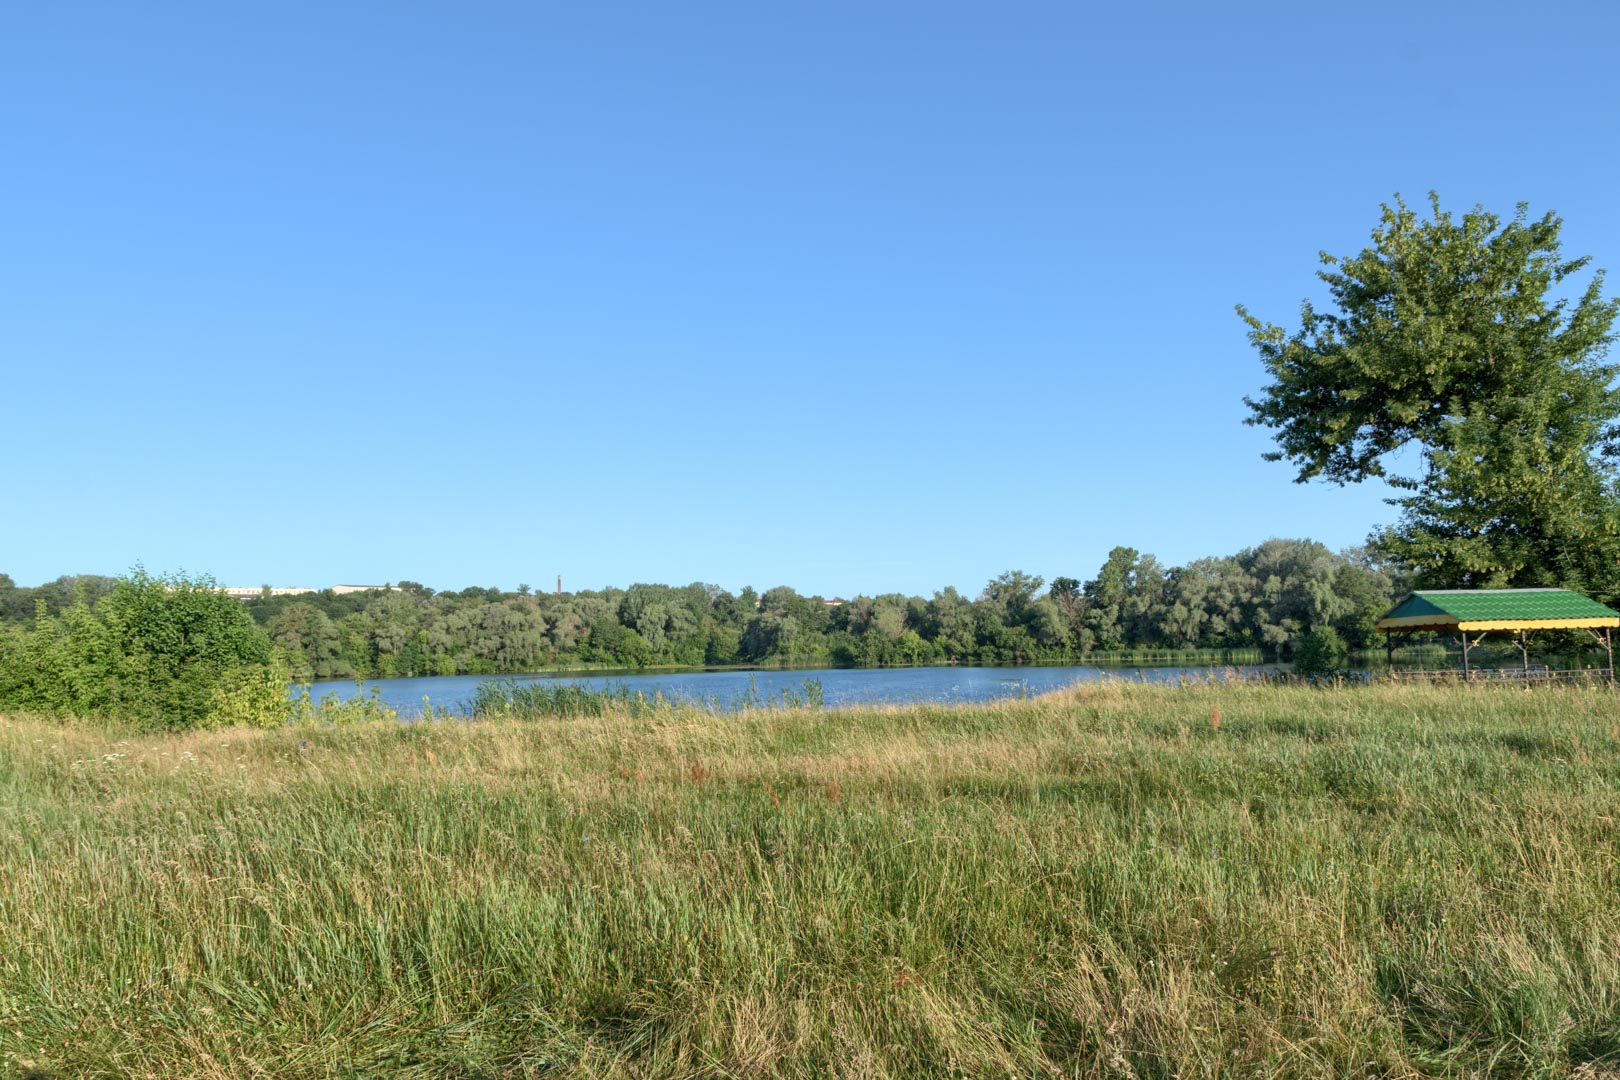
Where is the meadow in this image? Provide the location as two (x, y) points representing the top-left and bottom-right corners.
(2, 680), (1618, 1078)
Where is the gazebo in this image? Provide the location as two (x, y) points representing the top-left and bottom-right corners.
(1376, 588), (1619, 680)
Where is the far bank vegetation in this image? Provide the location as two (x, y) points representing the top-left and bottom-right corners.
(2, 538), (1400, 687)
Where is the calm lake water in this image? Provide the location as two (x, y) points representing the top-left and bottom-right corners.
(300, 663), (1272, 717)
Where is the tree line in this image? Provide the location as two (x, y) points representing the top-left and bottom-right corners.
(3, 538), (1400, 683)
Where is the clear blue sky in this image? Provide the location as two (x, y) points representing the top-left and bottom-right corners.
(4, 1), (1618, 596)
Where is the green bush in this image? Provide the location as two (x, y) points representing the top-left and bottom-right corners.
(0, 567), (283, 729)
(101, 568), (275, 726)
(207, 660), (295, 730)
(288, 682), (401, 726)
(1294, 625), (1349, 678)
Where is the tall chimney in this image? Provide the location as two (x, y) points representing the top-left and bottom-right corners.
(557, 574), (562, 595)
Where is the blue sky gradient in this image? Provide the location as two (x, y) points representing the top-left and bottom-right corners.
(4, 1), (1618, 595)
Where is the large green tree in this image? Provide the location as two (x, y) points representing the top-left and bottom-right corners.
(1241, 194), (1620, 596)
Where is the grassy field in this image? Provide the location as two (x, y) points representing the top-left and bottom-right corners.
(3, 681), (1618, 1078)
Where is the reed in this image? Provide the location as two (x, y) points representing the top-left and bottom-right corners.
(471, 676), (826, 718)
(3, 680), (1618, 1077)
(470, 678), (667, 718)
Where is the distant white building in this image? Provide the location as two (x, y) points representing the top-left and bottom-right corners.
(224, 586), (315, 601)
(223, 583), (398, 601)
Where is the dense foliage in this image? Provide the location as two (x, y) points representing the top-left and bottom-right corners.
(1241, 193), (1620, 597)
(1, 539), (1401, 684)
(0, 569), (283, 730)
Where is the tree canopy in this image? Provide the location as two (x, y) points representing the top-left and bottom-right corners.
(1240, 193), (1620, 596)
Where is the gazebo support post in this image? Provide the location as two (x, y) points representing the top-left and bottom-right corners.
(1517, 630), (1536, 681)
(1579, 627), (1616, 682)
(1382, 630), (1418, 679)
(1455, 631), (1491, 682)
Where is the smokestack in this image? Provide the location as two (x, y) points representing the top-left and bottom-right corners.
(557, 574), (562, 595)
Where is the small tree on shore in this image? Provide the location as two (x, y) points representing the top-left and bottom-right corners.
(1293, 626), (1348, 678)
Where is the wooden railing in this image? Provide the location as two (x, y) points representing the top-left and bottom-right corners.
(1385, 667), (1614, 684)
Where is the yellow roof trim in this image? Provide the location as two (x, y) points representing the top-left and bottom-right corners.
(1377, 615), (1620, 632)
(1455, 618), (1620, 631)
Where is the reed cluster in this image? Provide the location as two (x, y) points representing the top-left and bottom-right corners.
(3, 681), (1617, 1077)
(470, 677), (828, 719)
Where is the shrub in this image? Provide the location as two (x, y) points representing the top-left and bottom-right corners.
(98, 568), (276, 728)
(288, 682), (401, 726)
(207, 659), (295, 730)
(0, 567), (283, 729)
(1294, 625), (1349, 678)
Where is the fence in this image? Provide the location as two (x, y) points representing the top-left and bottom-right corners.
(1385, 667), (1614, 684)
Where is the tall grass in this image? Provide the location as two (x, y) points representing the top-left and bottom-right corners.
(472, 677), (825, 718)
(3, 681), (1619, 1077)
(471, 679), (674, 719)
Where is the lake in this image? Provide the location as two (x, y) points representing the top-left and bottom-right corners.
(300, 663), (1273, 716)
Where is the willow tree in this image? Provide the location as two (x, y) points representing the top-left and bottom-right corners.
(1240, 193), (1620, 598)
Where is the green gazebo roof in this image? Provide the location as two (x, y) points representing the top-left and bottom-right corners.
(1376, 588), (1620, 632)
